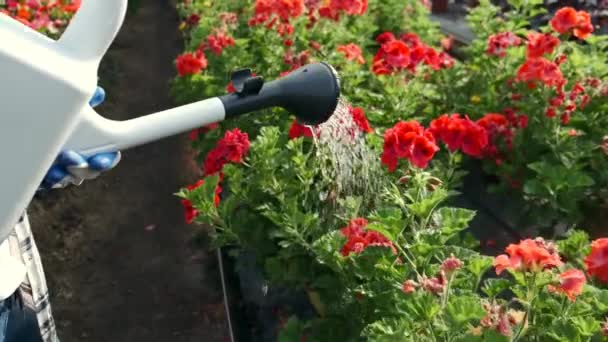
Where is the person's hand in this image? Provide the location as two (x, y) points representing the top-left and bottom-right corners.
(40, 87), (121, 190)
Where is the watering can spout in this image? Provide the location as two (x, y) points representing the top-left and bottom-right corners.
(219, 62), (341, 126)
(65, 62), (341, 155)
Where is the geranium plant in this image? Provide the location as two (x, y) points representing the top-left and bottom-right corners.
(173, 0), (608, 340)
(432, 0), (608, 226)
(180, 121), (608, 341)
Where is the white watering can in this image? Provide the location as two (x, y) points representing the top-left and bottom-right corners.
(0, 0), (340, 243)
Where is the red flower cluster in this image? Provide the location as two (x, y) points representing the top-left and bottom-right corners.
(288, 119), (315, 139)
(515, 57), (564, 88)
(428, 112), (525, 164)
(585, 238), (608, 283)
(203, 128), (251, 175)
(350, 107), (372, 133)
(175, 50), (208, 77)
(1, 0), (80, 33)
(493, 238), (562, 275)
(381, 120), (439, 170)
(430, 114), (488, 158)
(526, 32), (560, 59)
(441, 254), (463, 274)
(318, 0), (367, 21)
(486, 32), (522, 58)
(548, 269), (586, 301)
(546, 82), (589, 125)
(284, 49), (311, 70)
(480, 302), (515, 337)
(181, 179), (222, 223)
(550, 7), (594, 40)
(205, 30), (236, 55)
(249, 0), (305, 29)
(337, 43), (365, 64)
(372, 32), (454, 75)
(340, 218), (396, 256)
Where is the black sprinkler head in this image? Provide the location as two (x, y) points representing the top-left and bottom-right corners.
(219, 62), (341, 126)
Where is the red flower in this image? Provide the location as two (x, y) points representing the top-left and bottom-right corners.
(249, 0), (305, 27)
(400, 33), (423, 48)
(340, 218), (396, 256)
(186, 13), (201, 26)
(516, 57), (564, 88)
(494, 238), (562, 275)
(349, 107), (372, 133)
(430, 114), (491, 158)
(602, 319), (608, 337)
(420, 272), (446, 294)
(526, 32), (560, 59)
(461, 119), (489, 158)
(337, 43), (365, 64)
(373, 33), (452, 74)
(430, 114), (464, 152)
(441, 35), (454, 51)
(561, 112), (570, 125)
(206, 30), (235, 55)
(548, 269), (586, 301)
(551, 7), (579, 34)
(381, 40), (411, 70)
(441, 255), (463, 273)
(486, 32), (522, 58)
(203, 129), (250, 175)
(318, 0), (368, 21)
(411, 135), (439, 168)
(181, 179), (222, 223)
(401, 280), (417, 294)
(585, 238), (608, 283)
(550, 7), (594, 39)
(175, 50), (208, 76)
(376, 32), (396, 44)
(309, 40), (322, 50)
(288, 119), (314, 139)
(382, 120), (437, 171)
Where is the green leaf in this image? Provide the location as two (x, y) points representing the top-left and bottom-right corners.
(557, 230), (590, 264)
(435, 207), (476, 240)
(446, 295), (486, 326)
(278, 316), (306, 342)
(366, 223), (397, 242)
(569, 316), (599, 337)
(407, 188), (448, 219)
(467, 256), (493, 279)
(482, 278), (511, 298)
(403, 292), (441, 321)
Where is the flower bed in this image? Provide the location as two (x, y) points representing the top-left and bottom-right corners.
(173, 0), (608, 340)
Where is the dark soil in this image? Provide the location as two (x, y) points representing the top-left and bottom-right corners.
(27, 1), (230, 341)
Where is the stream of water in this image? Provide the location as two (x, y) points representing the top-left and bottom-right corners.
(310, 98), (384, 212)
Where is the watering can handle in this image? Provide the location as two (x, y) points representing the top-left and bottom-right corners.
(58, 0), (128, 63)
(64, 98), (227, 156)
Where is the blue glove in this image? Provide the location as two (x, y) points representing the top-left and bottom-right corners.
(40, 87), (121, 190)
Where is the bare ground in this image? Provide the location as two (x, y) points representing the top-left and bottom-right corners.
(27, 1), (230, 341)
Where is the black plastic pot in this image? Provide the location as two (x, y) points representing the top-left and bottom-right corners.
(218, 248), (317, 342)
